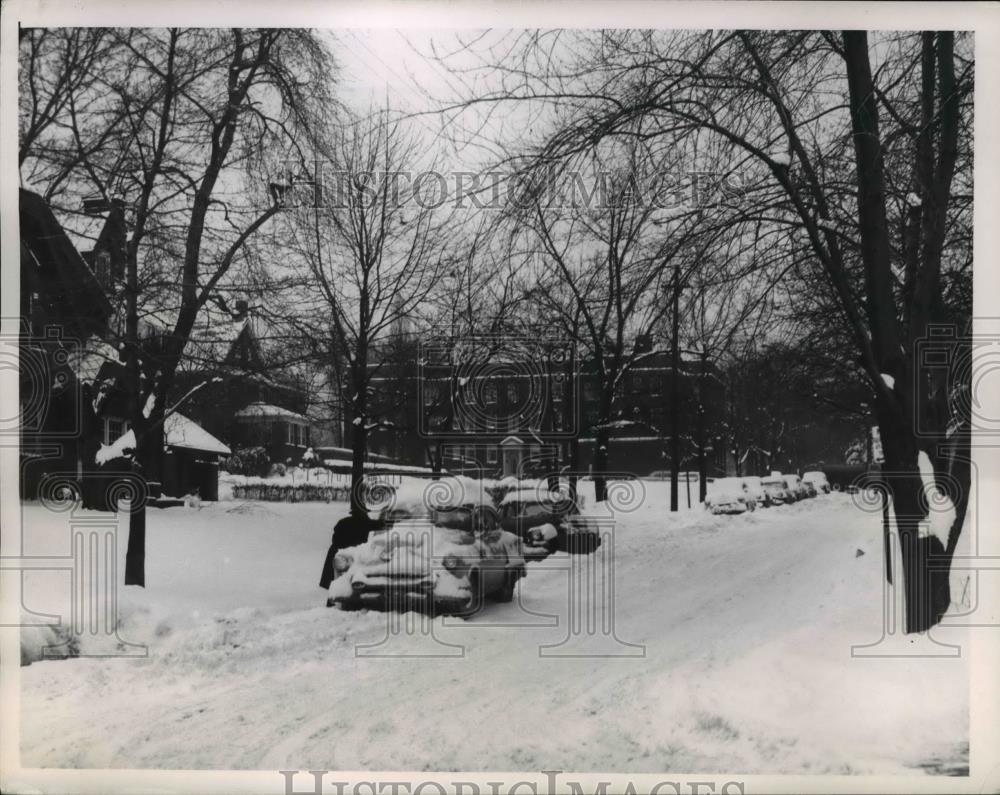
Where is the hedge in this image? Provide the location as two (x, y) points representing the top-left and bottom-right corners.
(232, 482), (350, 503)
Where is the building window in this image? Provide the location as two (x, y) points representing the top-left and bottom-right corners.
(464, 445), (476, 462)
(486, 446), (498, 464)
(485, 382), (498, 404)
(507, 383), (518, 402)
(104, 417), (128, 445)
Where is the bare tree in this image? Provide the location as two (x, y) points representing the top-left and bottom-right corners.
(283, 108), (450, 513)
(20, 27), (336, 585)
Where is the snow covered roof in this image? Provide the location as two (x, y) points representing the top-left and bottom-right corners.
(234, 402), (308, 422)
(181, 311), (263, 372)
(64, 339), (120, 384)
(164, 412), (231, 455)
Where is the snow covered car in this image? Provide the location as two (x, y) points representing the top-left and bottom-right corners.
(703, 477), (756, 515)
(497, 489), (601, 557)
(760, 475), (792, 505)
(741, 476), (769, 507)
(327, 480), (524, 616)
(327, 523), (525, 616)
(802, 471), (831, 494)
(782, 473), (809, 500)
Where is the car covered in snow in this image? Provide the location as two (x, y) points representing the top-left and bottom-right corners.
(703, 477), (756, 515)
(802, 471), (831, 494)
(760, 475), (792, 505)
(740, 476), (769, 507)
(782, 473), (810, 500)
(327, 479), (525, 616)
(497, 488), (601, 557)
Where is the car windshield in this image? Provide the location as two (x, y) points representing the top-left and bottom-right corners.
(382, 508), (430, 524)
(434, 507), (473, 528)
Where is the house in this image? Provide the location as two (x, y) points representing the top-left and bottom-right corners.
(18, 188), (118, 499)
(231, 402), (311, 465)
(171, 307), (317, 467)
(160, 412), (231, 500)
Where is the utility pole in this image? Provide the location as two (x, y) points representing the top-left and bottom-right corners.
(670, 262), (681, 513)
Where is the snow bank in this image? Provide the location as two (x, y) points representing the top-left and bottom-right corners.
(16, 491), (969, 775)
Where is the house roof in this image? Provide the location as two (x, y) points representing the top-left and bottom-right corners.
(181, 313), (258, 371)
(95, 412), (230, 463)
(164, 412), (231, 455)
(234, 402), (308, 422)
(63, 338), (121, 384)
(20, 188), (112, 335)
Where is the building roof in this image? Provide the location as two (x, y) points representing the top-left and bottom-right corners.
(20, 188), (113, 335)
(95, 412), (230, 463)
(234, 402), (308, 422)
(164, 412), (231, 455)
(182, 314), (258, 371)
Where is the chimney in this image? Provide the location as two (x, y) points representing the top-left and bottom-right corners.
(634, 334), (653, 354)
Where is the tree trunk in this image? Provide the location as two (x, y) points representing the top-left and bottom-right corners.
(877, 396), (951, 633)
(697, 352), (707, 503)
(349, 343), (368, 516)
(669, 264), (681, 512)
(593, 383), (613, 503)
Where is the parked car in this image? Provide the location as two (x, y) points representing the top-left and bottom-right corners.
(761, 475), (792, 505)
(497, 488), (601, 556)
(328, 486), (523, 617)
(782, 473), (809, 500)
(647, 470), (699, 482)
(703, 477), (756, 515)
(802, 471), (831, 494)
(802, 480), (818, 498)
(741, 475), (769, 507)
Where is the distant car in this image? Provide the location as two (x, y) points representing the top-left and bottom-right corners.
(761, 475), (792, 505)
(498, 488), (601, 556)
(802, 481), (818, 498)
(802, 471), (831, 494)
(741, 476), (770, 507)
(703, 477), (756, 515)
(783, 473), (810, 500)
(327, 481), (524, 616)
(647, 470), (699, 482)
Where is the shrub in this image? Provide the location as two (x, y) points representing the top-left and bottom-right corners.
(232, 482), (350, 503)
(224, 446), (271, 478)
(269, 462), (287, 478)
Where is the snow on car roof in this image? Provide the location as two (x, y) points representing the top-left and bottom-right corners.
(387, 476), (493, 514)
(707, 477), (746, 496)
(499, 487), (565, 506)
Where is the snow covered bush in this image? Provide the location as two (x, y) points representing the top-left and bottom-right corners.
(231, 482), (349, 503)
(221, 446), (271, 478)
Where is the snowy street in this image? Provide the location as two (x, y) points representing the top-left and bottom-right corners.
(17, 487), (968, 774)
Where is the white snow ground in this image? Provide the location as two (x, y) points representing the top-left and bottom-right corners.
(15, 483), (969, 774)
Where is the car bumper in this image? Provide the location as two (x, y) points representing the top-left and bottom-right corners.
(708, 503), (747, 514)
(332, 577), (475, 613)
